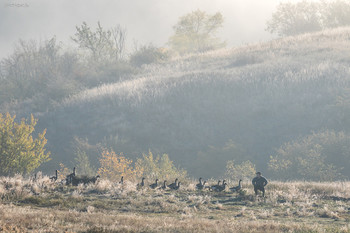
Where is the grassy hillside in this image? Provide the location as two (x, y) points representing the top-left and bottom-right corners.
(38, 27), (350, 178)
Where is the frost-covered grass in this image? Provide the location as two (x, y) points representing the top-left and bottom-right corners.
(1, 175), (350, 232)
(59, 26), (350, 110)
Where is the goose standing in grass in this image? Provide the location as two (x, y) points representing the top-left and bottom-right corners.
(161, 180), (167, 190)
(230, 179), (242, 192)
(50, 170), (58, 181)
(65, 167), (76, 185)
(137, 177), (146, 189)
(210, 180), (221, 191)
(174, 182), (181, 190)
(214, 181), (227, 192)
(168, 178), (178, 190)
(196, 177), (206, 190)
(149, 179), (159, 189)
(196, 177), (203, 189)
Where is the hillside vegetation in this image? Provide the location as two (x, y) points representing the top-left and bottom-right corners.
(22, 27), (350, 179)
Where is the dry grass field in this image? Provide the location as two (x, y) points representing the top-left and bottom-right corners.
(1, 175), (350, 232)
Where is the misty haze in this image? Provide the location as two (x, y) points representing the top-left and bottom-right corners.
(1, 0), (350, 232)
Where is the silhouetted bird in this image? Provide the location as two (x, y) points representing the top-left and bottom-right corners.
(210, 180), (221, 191)
(230, 179), (242, 192)
(196, 177), (207, 190)
(174, 182), (181, 190)
(212, 180), (226, 192)
(50, 170), (58, 181)
(137, 177), (146, 189)
(168, 178), (178, 189)
(161, 180), (167, 190)
(149, 179), (159, 189)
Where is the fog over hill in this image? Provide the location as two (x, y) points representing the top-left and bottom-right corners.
(0, 0), (282, 59)
(36, 27), (350, 179)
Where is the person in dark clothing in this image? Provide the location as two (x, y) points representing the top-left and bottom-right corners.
(252, 172), (268, 197)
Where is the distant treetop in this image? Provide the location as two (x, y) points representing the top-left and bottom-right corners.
(168, 10), (226, 54)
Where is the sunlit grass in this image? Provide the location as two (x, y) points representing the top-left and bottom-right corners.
(1, 175), (350, 232)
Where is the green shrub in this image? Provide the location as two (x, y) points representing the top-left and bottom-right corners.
(0, 113), (50, 176)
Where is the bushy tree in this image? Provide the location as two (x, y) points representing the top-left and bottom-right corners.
(135, 151), (187, 181)
(266, 1), (322, 36)
(321, 0), (350, 28)
(74, 149), (96, 176)
(97, 149), (138, 181)
(0, 37), (81, 113)
(267, 0), (350, 37)
(225, 160), (256, 182)
(269, 130), (350, 181)
(72, 22), (126, 63)
(168, 10), (225, 54)
(0, 113), (50, 176)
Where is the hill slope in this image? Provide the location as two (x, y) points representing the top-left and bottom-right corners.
(38, 27), (350, 178)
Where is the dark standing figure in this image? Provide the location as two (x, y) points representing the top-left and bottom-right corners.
(149, 179), (159, 189)
(196, 177), (206, 190)
(252, 172), (268, 197)
(50, 170), (58, 181)
(161, 180), (167, 190)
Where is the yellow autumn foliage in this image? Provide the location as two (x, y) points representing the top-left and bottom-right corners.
(98, 149), (142, 181)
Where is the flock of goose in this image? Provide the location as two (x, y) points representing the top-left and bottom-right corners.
(137, 178), (181, 190)
(196, 177), (243, 192)
(49, 167), (243, 193)
(137, 177), (243, 192)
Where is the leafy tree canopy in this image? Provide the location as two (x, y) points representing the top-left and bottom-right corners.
(169, 10), (225, 54)
(0, 113), (50, 176)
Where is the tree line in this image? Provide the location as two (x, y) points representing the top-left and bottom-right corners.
(266, 0), (350, 36)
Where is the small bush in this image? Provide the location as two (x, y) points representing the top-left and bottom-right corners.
(129, 45), (170, 67)
(97, 149), (138, 181)
(225, 160), (256, 181)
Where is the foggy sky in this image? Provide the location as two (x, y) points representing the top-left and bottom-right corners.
(0, 0), (298, 59)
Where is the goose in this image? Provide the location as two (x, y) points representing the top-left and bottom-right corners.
(212, 180), (227, 192)
(196, 177), (206, 190)
(196, 177), (203, 189)
(149, 179), (159, 189)
(50, 170), (58, 181)
(161, 180), (167, 190)
(137, 177), (146, 189)
(230, 179), (242, 192)
(65, 167), (76, 185)
(210, 180), (221, 191)
(174, 182), (181, 190)
(119, 176), (124, 184)
(168, 178), (178, 189)
(213, 181), (227, 192)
